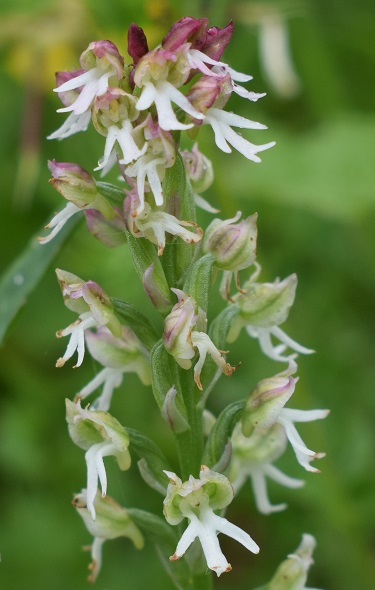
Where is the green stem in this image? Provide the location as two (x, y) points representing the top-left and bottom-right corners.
(175, 367), (204, 480)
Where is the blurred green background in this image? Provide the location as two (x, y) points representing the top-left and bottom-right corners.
(0, 0), (374, 588)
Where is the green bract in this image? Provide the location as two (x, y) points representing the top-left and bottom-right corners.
(228, 274), (297, 342)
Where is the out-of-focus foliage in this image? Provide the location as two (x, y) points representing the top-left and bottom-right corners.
(0, 1), (374, 589)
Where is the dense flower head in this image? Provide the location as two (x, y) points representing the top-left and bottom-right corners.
(48, 18), (274, 198)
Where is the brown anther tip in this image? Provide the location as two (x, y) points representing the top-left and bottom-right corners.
(169, 553), (180, 562)
(194, 373), (203, 391)
(55, 358), (65, 368)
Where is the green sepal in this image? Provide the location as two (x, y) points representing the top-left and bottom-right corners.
(202, 400), (246, 470)
(127, 508), (193, 590)
(151, 340), (188, 421)
(125, 230), (173, 314)
(127, 427), (171, 494)
(96, 181), (128, 205)
(111, 298), (159, 351)
(198, 305), (240, 396)
(126, 508), (177, 546)
(162, 153), (197, 282)
(183, 253), (215, 313)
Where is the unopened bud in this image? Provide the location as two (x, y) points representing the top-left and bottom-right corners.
(181, 144), (214, 193)
(48, 160), (113, 219)
(228, 274), (297, 342)
(204, 211), (258, 271)
(242, 359), (297, 436)
(268, 534), (317, 590)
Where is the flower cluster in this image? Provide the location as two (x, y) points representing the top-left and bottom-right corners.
(42, 16), (327, 588)
(41, 17), (274, 248)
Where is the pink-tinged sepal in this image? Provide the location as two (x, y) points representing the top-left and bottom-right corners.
(163, 290), (236, 389)
(80, 40), (124, 80)
(127, 23), (149, 64)
(203, 21), (234, 61)
(85, 209), (127, 248)
(162, 17), (208, 51)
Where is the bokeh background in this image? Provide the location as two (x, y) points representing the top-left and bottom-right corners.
(0, 0), (374, 588)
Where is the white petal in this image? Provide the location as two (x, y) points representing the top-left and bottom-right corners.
(278, 415), (316, 456)
(47, 111), (91, 140)
(173, 520), (199, 558)
(153, 85), (193, 131)
(38, 203), (81, 244)
(159, 81), (204, 120)
(271, 326), (315, 355)
(212, 513), (259, 554)
(205, 115), (232, 153)
(194, 193), (220, 213)
(264, 464), (305, 489)
(89, 537), (105, 583)
(53, 69), (96, 93)
(137, 82), (157, 111)
(282, 408), (329, 423)
(208, 107), (268, 130)
(250, 470), (287, 514)
(95, 126), (117, 170)
(76, 368), (110, 402)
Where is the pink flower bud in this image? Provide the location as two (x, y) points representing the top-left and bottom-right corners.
(127, 23), (149, 64)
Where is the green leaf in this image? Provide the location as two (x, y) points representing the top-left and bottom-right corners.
(111, 298), (159, 351)
(150, 340), (189, 432)
(202, 400), (246, 470)
(127, 508), (192, 590)
(198, 305), (240, 393)
(96, 181), (127, 205)
(183, 253), (215, 313)
(0, 215), (79, 345)
(162, 153), (197, 282)
(125, 230), (173, 314)
(126, 507), (177, 546)
(127, 427), (171, 494)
